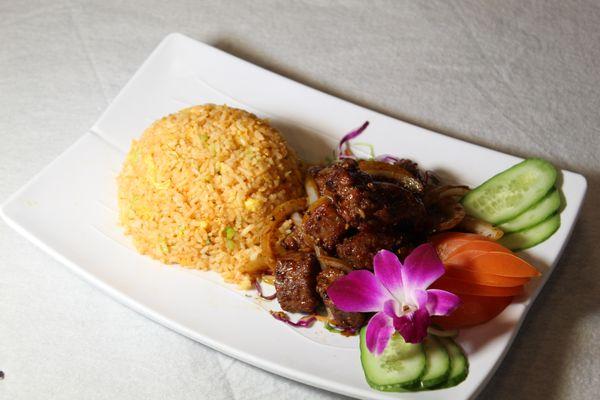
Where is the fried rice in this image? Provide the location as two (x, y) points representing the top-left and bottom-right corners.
(117, 104), (304, 288)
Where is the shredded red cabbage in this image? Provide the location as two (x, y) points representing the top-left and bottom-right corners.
(374, 154), (401, 164)
(324, 322), (359, 336)
(254, 279), (276, 300)
(270, 311), (316, 328)
(337, 121), (370, 159)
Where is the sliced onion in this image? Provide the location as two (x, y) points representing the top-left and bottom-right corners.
(261, 198), (308, 268)
(254, 279), (276, 300)
(458, 215), (504, 240)
(314, 246), (326, 270)
(317, 255), (353, 273)
(240, 257), (270, 275)
(374, 154), (401, 164)
(313, 246), (323, 258)
(438, 185), (470, 199)
(304, 176), (320, 205)
(301, 196), (331, 229)
(425, 186), (470, 232)
(270, 311), (316, 328)
(434, 200), (466, 232)
(291, 212), (303, 228)
(425, 185), (470, 206)
(358, 160), (423, 193)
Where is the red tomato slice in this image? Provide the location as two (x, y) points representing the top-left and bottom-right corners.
(445, 240), (513, 260)
(432, 294), (513, 329)
(444, 268), (530, 287)
(431, 276), (524, 297)
(448, 252), (541, 278)
(429, 232), (491, 260)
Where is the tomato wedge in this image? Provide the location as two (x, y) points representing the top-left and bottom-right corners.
(431, 276), (524, 297)
(432, 295), (513, 330)
(448, 252), (541, 278)
(445, 240), (513, 260)
(429, 232), (491, 260)
(443, 268), (529, 287)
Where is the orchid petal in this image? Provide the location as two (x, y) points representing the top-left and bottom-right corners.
(365, 311), (394, 355)
(392, 307), (431, 344)
(401, 243), (445, 291)
(413, 289), (429, 309)
(373, 250), (404, 298)
(425, 289), (461, 316)
(382, 298), (400, 319)
(327, 270), (392, 313)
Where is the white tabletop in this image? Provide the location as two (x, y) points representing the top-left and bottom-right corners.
(1, 1), (598, 399)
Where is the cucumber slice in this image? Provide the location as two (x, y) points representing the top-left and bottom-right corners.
(462, 158), (557, 224)
(439, 337), (468, 387)
(420, 336), (450, 388)
(499, 213), (560, 250)
(498, 189), (561, 232)
(359, 327), (426, 391)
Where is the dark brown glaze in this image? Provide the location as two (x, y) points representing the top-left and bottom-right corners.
(274, 252), (321, 313)
(336, 228), (406, 270)
(371, 182), (426, 228)
(301, 199), (348, 252)
(312, 159), (377, 226)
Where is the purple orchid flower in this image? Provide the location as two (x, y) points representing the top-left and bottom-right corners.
(327, 244), (461, 355)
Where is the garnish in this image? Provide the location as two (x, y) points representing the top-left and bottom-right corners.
(324, 322), (359, 336)
(351, 142), (375, 159)
(254, 279), (276, 300)
(327, 244), (460, 354)
(225, 226), (236, 240)
(269, 311), (316, 328)
(337, 121), (369, 159)
(224, 226), (236, 250)
(428, 232), (541, 329)
(374, 154), (401, 164)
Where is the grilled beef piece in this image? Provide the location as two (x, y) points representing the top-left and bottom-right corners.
(311, 159), (425, 230)
(371, 182), (426, 228)
(274, 252), (321, 313)
(281, 230), (301, 251)
(312, 159), (377, 225)
(301, 199), (348, 252)
(281, 225), (312, 252)
(336, 229), (405, 270)
(316, 268), (367, 330)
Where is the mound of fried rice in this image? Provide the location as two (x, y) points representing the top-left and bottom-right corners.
(117, 104), (304, 288)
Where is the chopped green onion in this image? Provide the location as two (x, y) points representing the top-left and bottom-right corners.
(224, 227), (236, 240)
(324, 322), (359, 336)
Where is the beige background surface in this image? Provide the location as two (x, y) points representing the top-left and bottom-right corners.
(1, 1), (598, 399)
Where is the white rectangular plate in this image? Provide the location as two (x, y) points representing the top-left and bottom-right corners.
(1, 33), (587, 400)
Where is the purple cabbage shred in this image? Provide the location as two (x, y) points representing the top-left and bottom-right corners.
(270, 311), (316, 328)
